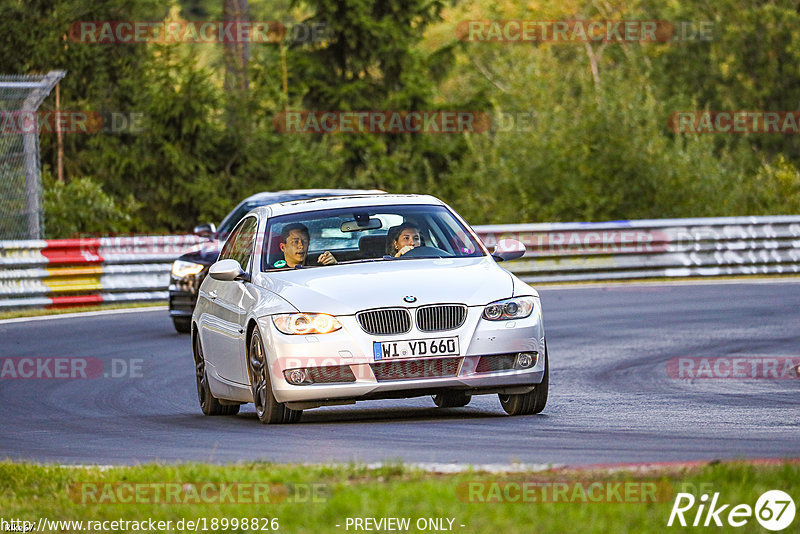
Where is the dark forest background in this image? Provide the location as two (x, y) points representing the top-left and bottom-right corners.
(2, 0), (799, 237)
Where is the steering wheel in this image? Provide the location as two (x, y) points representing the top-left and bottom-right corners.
(401, 246), (453, 258)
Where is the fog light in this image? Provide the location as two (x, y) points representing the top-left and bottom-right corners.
(285, 369), (311, 385)
(515, 352), (537, 369)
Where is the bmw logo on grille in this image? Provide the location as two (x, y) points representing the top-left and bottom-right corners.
(403, 295), (417, 303)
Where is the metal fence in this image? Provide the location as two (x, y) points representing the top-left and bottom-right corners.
(474, 215), (800, 283)
(0, 216), (799, 310)
(0, 71), (65, 240)
(0, 235), (201, 309)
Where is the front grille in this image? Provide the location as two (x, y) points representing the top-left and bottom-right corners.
(475, 354), (517, 373)
(306, 365), (356, 384)
(416, 304), (467, 332)
(357, 308), (411, 335)
(371, 357), (462, 382)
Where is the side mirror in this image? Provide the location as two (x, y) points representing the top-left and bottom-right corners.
(491, 239), (526, 262)
(208, 259), (250, 282)
(193, 223), (217, 237)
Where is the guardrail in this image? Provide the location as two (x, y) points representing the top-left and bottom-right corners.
(473, 215), (800, 283)
(1, 216), (799, 310)
(0, 236), (201, 310)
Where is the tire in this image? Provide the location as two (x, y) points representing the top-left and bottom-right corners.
(499, 346), (549, 416)
(173, 316), (192, 334)
(193, 333), (240, 416)
(248, 328), (302, 424)
(432, 391), (471, 408)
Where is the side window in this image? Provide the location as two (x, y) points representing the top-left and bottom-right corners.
(232, 217), (258, 271)
(219, 216), (258, 272)
(218, 223), (242, 261)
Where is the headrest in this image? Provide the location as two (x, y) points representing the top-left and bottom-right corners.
(359, 234), (387, 259)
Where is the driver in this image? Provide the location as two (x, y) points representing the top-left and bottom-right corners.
(387, 222), (422, 257)
(275, 223), (338, 268)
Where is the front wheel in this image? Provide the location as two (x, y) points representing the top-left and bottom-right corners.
(193, 333), (240, 416)
(248, 328), (302, 424)
(499, 347), (549, 416)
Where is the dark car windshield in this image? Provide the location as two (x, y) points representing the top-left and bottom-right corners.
(262, 204), (485, 271)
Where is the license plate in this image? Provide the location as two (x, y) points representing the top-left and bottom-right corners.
(373, 337), (459, 360)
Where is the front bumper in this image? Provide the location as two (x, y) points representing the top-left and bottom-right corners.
(258, 304), (546, 405)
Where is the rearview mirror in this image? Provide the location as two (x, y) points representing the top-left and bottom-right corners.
(340, 218), (382, 232)
(492, 239), (526, 262)
(209, 259), (250, 282)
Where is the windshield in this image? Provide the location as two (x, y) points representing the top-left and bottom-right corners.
(262, 204), (485, 271)
(217, 193), (358, 237)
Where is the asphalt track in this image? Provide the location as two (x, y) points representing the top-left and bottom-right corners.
(1, 281), (798, 466)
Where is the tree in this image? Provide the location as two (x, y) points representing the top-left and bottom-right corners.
(289, 0), (451, 176)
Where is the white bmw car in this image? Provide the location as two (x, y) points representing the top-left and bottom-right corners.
(191, 194), (548, 423)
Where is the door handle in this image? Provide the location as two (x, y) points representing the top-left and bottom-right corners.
(209, 290), (217, 299)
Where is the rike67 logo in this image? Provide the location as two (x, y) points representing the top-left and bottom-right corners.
(668, 490), (795, 530)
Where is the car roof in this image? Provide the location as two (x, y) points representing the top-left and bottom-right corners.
(255, 193), (445, 217)
(242, 189), (385, 203)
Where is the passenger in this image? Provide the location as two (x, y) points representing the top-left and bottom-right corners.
(275, 223), (337, 268)
(386, 222), (422, 257)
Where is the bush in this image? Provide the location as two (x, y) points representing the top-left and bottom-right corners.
(42, 174), (141, 238)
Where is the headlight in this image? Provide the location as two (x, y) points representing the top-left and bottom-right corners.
(483, 296), (535, 321)
(272, 313), (342, 335)
(171, 260), (205, 278)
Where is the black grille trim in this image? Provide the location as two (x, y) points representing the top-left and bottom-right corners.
(356, 308), (412, 335)
(371, 357), (462, 382)
(475, 354), (517, 373)
(305, 365), (357, 384)
(416, 304), (467, 332)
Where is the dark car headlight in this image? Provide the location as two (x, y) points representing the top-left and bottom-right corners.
(171, 260), (205, 279)
(483, 296), (536, 321)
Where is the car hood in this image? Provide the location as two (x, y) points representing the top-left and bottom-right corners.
(256, 257), (513, 315)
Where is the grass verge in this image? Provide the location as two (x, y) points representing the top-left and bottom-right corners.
(0, 460), (796, 533)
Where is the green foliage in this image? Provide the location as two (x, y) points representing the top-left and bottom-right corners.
(1, 460), (798, 534)
(423, 0), (799, 222)
(42, 173), (141, 237)
(744, 155), (800, 215)
(290, 0), (453, 175)
(1, 0), (798, 236)
(645, 0), (800, 158)
(81, 42), (228, 233)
